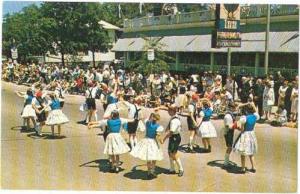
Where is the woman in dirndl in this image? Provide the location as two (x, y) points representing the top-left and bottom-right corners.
(45, 94), (69, 137)
(88, 110), (133, 173)
(234, 103), (259, 173)
(197, 100), (217, 152)
(130, 112), (164, 179)
(16, 89), (37, 131)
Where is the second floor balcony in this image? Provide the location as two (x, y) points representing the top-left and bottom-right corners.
(123, 4), (299, 31)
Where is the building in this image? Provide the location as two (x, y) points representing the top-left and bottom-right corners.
(41, 20), (120, 65)
(112, 5), (299, 77)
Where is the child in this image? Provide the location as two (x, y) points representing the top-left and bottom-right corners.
(223, 102), (237, 166)
(16, 89), (37, 131)
(45, 94), (69, 136)
(161, 105), (184, 177)
(197, 100), (217, 152)
(234, 103), (259, 173)
(271, 104), (287, 127)
(130, 112), (164, 179)
(88, 110), (133, 173)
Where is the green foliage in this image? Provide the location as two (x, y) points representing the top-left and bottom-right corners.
(129, 36), (174, 75)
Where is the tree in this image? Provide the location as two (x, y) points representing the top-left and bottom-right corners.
(2, 5), (53, 63)
(81, 3), (112, 67)
(128, 36), (174, 75)
(40, 2), (88, 66)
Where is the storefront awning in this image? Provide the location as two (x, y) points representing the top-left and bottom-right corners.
(112, 31), (299, 53)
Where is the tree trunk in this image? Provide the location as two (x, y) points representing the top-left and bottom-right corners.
(61, 52), (65, 67)
(92, 50), (96, 68)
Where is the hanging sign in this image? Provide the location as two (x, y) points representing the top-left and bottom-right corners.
(147, 49), (154, 61)
(212, 4), (241, 48)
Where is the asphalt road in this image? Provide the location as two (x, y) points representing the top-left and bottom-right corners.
(1, 81), (297, 192)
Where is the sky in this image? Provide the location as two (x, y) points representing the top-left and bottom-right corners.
(2, 1), (41, 16)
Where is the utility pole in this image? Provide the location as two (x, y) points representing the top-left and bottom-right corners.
(264, 4), (270, 75)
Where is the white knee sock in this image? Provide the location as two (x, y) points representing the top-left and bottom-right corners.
(94, 113), (98, 121)
(176, 158), (184, 171)
(189, 136), (193, 146)
(133, 136), (137, 146)
(86, 114), (89, 123)
(169, 158), (175, 171)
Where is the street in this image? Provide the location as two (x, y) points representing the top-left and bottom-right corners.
(1, 81), (297, 192)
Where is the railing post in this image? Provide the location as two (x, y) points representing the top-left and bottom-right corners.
(264, 4), (270, 76)
(176, 52), (179, 71)
(210, 52), (214, 71)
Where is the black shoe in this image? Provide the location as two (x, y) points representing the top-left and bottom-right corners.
(208, 145), (211, 152)
(151, 172), (157, 178)
(109, 166), (116, 173)
(178, 170), (184, 177)
(115, 167), (120, 173)
(147, 171), (154, 179)
(249, 168), (256, 173)
(240, 168), (246, 174)
(167, 170), (176, 174)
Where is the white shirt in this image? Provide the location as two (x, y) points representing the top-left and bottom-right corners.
(96, 72), (103, 83)
(191, 74), (199, 83)
(103, 103), (119, 118)
(188, 104), (196, 114)
(169, 115), (182, 134)
(224, 113), (234, 128)
(85, 87), (98, 98)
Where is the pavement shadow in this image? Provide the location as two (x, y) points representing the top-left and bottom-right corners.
(27, 133), (45, 139)
(79, 159), (124, 173)
(11, 126), (23, 131)
(11, 126), (36, 133)
(26, 132), (66, 140)
(123, 164), (169, 180)
(207, 160), (245, 174)
(179, 144), (209, 154)
(43, 135), (67, 140)
(77, 120), (88, 126)
(20, 128), (36, 133)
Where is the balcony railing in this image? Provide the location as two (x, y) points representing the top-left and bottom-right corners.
(167, 63), (298, 77)
(124, 5), (299, 29)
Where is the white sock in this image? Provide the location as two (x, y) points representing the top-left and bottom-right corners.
(224, 153), (230, 164)
(169, 158), (175, 171)
(176, 158), (184, 171)
(189, 137), (193, 146)
(133, 136), (138, 146)
(94, 113), (98, 121)
(85, 114), (89, 123)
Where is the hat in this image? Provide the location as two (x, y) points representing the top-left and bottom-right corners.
(152, 113), (160, 121)
(192, 94), (199, 101)
(36, 91), (42, 98)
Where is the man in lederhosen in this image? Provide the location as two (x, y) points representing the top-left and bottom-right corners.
(161, 105), (184, 177)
